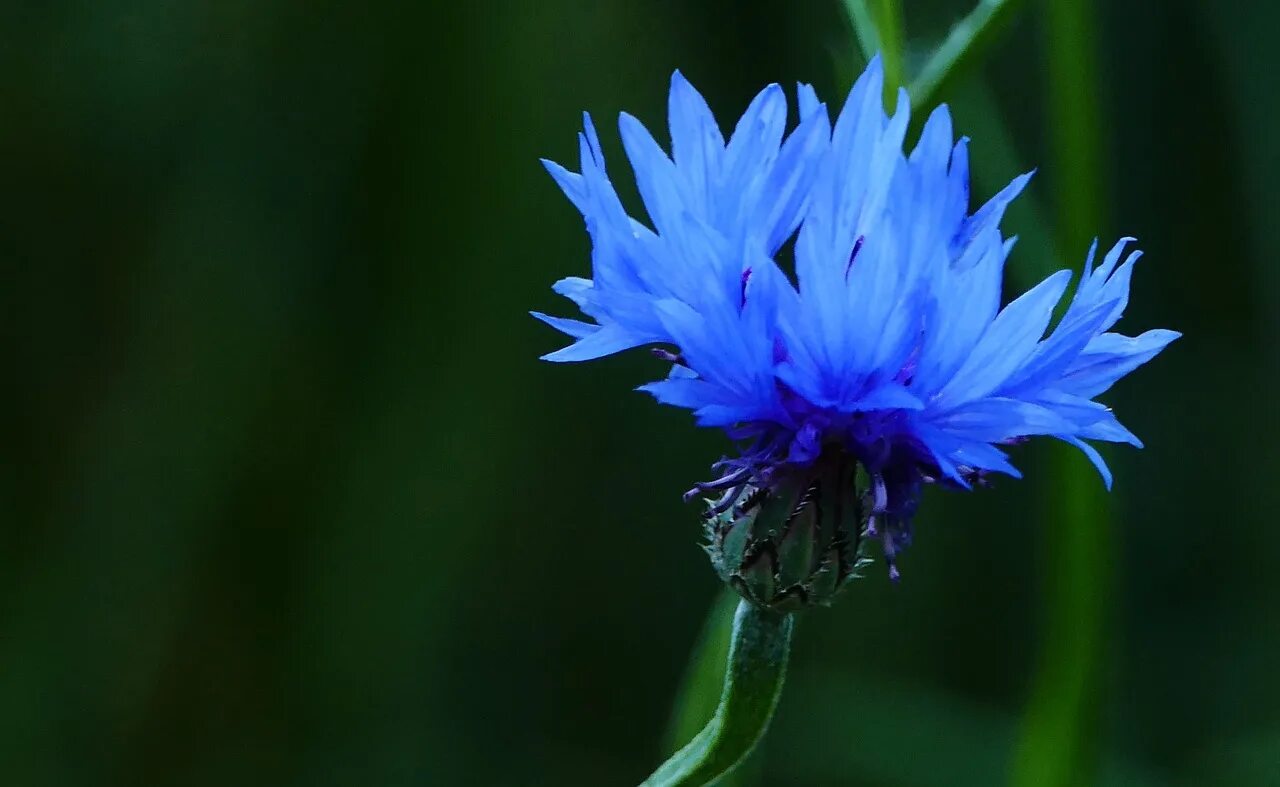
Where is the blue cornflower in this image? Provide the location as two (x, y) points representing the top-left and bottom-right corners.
(535, 58), (1177, 593)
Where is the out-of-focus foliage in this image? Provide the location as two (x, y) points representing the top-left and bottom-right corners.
(0, 1), (1272, 785)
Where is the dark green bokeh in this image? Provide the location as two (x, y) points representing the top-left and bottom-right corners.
(0, 1), (1271, 785)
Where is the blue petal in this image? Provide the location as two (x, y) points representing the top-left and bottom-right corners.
(951, 442), (1021, 477)
(910, 104), (953, 171)
(832, 54), (884, 154)
(934, 269), (1072, 407)
(915, 425), (1024, 482)
(912, 226), (1008, 393)
(752, 106), (830, 254)
(943, 137), (970, 228)
(855, 87), (910, 236)
(931, 397), (1074, 442)
(530, 311), (598, 339)
(541, 158), (587, 214)
(1078, 238), (1142, 331)
(721, 83), (787, 199)
(536, 65), (1175, 505)
(850, 382), (924, 411)
(694, 404), (774, 427)
(1062, 436), (1113, 490)
(999, 296), (1120, 395)
(667, 71), (724, 213)
(796, 82), (823, 121)
(581, 112), (606, 169)
(541, 323), (651, 362)
(1060, 329), (1181, 398)
(1031, 390), (1114, 430)
(652, 299), (746, 391)
(551, 276), (593, 307)
(619, 112), (686, 236)
(638, 376), (720, 410)
(1077, 412), (1143, 447)
(957, 170), (1032, 251)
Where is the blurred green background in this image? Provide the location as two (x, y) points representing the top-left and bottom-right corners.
(0, 1), (1272, 785)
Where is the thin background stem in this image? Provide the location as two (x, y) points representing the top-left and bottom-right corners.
(1010, 0), (1111, 784)
(840, 2), (1111, 784)
(870, 0), (906, 96)
(841, 0), (883, 66)
(909, 0), (1026, 114)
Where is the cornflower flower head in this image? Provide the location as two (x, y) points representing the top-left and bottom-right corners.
(535, 58), (1177, 607)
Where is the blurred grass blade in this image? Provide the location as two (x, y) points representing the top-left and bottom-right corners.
(845, 0), (1028, 113)
(842, 0), (882, 62)
(843, 0), (905, 96)
(841, 0), (1055, 284)
(870, 0), (906, 92)
(947, 79), (1060, 284)
(909, 0), (1027, 113)
(642, 600), (794, 787)
(833, 1), (1112, 783)
(1010, 0), (1111, 785)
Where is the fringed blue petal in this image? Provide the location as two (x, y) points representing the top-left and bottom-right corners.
(537, 62), (1175, 520)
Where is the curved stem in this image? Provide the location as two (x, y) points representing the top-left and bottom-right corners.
(662, 590), (740, 756)
(641, 600), (794, 787)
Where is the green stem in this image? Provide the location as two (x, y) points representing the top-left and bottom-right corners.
(845, 0), (1028, 117)
(909, 0), (1026, 113)
(1010, 1), (1109, 785)
(949, 79), (1060, 285)
(841, 0), (882, 63)
(870, 0), (906, 95)
(641, 600), (794, 787)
